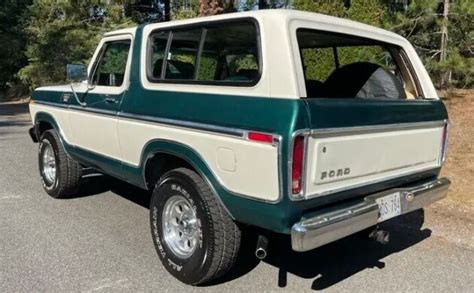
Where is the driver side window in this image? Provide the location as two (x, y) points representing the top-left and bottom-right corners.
(91, 40), (131, 87)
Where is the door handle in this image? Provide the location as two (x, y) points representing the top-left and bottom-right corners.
(105, 96), (117, 104)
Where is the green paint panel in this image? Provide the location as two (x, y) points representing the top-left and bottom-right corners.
(304, 98), (448, 128)
(30, 25), (449, 234)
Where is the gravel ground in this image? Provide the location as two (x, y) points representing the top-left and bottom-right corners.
(0, 102), (473, 292)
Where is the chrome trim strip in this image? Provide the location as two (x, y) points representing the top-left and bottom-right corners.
(34, 100), (68, 109)
(292, 120), (447, 201)
(440, 122), (449, 164)
(291, 177), (450, 252)
(118, 112), (245, 138)
(33, 100), (284, 204)
(288, 129), (310, 200)
(310, 120), (447, 138)
(69, 105), (118, 116)
(305, 165), (441, 200)
(34, 100), (246, 137)
(140, 138), (284, 204)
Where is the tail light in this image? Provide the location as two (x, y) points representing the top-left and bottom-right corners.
(291, 135), (305, 195)
(441, 123), (449, 163)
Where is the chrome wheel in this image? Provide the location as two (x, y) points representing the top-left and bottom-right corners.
(162, 195), (201, 259)
(42, 141), (56, 185)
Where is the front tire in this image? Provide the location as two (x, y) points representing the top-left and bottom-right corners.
(38, 130), (82, 198)
(150, 167), (241, 285)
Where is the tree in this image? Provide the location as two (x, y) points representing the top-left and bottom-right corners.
(443, 0), (473, 88)
(18, 0), (134, 89)
(385, 0), (473, 88)
(0, 0), (32, 92)
(348, 0), (386, 27)
(292, 0), (347, 17)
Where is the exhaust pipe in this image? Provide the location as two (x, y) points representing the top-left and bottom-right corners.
(369, 229), (390, 245)
(255, 235), (268, 260)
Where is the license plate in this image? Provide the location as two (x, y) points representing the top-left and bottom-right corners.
(376, 192), (401, 222)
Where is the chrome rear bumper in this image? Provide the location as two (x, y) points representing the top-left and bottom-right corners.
(291, 177), (450, 252)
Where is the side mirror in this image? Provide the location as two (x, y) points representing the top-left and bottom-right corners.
(66, 64), (88, 83)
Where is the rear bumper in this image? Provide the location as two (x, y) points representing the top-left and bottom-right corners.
(291, 177), (450, 252)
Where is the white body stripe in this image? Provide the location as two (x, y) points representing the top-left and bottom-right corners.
(118, 117), (279, 201)
(30, 103), (280, 201)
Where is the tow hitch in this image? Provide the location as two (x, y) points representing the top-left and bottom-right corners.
(369, 227), (390, 244)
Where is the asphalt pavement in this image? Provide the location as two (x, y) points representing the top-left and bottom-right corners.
(0, 102), (473, 292)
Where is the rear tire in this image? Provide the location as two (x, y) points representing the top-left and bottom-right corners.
(150, 167), (241, 285)
(38, 130), (82, 198)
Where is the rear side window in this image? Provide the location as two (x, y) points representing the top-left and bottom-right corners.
(198, 23), (259, 82)
(147, 19), (261, 86)
(150, 31), (169, 78)
(297, 29), (419, 99)
(338, 46), (397, 70)
(165, 29), (201, 80)
(301, 47), (335, 82)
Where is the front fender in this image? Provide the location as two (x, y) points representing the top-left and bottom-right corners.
(33, 111), (63, 137)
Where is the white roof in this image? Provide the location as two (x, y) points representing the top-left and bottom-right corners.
(104, 27), (137, 36)
(105, 9), (406, 44)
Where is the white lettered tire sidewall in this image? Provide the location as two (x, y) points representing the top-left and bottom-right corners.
(150, 171), (213, 285)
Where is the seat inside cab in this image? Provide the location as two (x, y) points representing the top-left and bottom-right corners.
(297, 29), (420, 99)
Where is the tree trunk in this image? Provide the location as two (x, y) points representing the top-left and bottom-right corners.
(258, 0), (268, 10)
(164, 0), (170, 21)
(439, 0), (450, 88)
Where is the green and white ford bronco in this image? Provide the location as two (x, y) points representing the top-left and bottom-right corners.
(29, 10), (450, 285)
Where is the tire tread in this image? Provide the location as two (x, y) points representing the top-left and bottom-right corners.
(161, 168), (240, 284)
(40, 130), (82, 198)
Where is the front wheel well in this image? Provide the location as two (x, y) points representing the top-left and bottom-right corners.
(36, 120), (54, 137)
(144, 152), (194, 190)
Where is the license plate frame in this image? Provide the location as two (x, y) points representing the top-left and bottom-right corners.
(376, 192), (402, 222)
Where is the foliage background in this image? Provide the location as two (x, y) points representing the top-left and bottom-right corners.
(0, 0), (472, 98)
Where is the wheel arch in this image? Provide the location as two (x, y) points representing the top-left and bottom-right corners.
(140, 139), (235, 220)
(33, 112), (63, 139)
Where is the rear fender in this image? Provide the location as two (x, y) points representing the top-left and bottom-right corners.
(140, 139), (235, 219)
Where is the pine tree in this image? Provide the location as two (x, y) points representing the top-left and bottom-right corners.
(0, 0), (32, 92)
(18, 0), (134, 89)
(292, 0), (346, 17)
(384, 0), (473, 88)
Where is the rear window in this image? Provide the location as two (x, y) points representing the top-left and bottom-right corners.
(148, 19), (261, 86)
(297, 29), (419, 99)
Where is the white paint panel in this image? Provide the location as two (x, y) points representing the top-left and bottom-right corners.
(30, 103), (280, 201)
(30, 104), (72, 143)
(68, 110), (121, 159)
(305, 127), (444, 197)
(117, 118), (280, 201)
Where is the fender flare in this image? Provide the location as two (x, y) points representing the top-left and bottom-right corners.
(33, 111), (73, 155)
(140, 139), (235, 219)
(33, 111), (64, 139)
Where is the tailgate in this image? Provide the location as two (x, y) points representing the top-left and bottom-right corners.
(302, 98), (448, 198)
